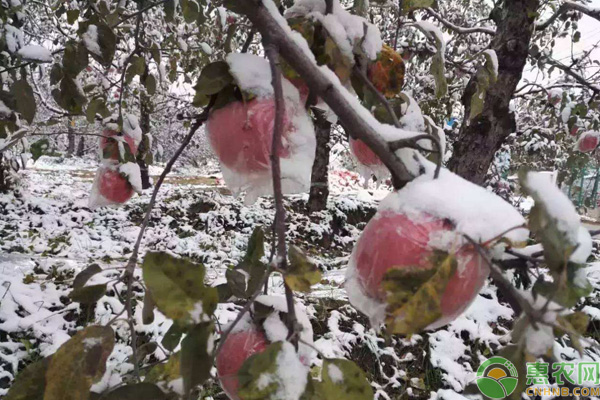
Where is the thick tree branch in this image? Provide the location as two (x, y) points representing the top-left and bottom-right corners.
(424, 7), (495, 35)
(237, 0), (419, 189)
(265, 43), (298, 348)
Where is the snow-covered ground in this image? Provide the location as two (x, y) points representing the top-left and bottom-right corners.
(1, 156), (599, 399)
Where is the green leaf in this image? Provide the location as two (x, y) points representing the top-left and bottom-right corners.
(181, 0), (199, 24)
(225, 227), (268, 299)
(66, 9), (79, 24)
(102, 383), (166, 400)
(143, 291), (156, 325)
(194, 61), (233, 96)
(164, 0), (175, 22)
(53, 76), (87, 113)
(237, 342), (284, 400)
(11, 80), (36, 124)
(150, 43), (161, 64)
(69, 284), (107, 304)
(402, 0), (435, 13)
(126, 56), (146, 84)
(89, 23), (117, 66)
(44, 326), (115, 400)
(497, 345), (528, 400)
(50, 64), (63, 85)
(73, 263), (102, 289)
(62, 40), (88, 77)
(180, 322), (215, 396)
(30, 139), (50, 162)
(146, 352), (181, 386)
(142, 252), (218, 325)
(5, 358), (50, 400)
(311, 359), (373, 400)
(385, 252), (457, 335)
(216, 283), (233, 302)
(161, 322), (185, 351)
(86, 98), (105, 123)
(144, 74), (157, 95)
(285, 246), (321, 292)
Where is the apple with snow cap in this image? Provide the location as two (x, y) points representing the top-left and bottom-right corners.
(215, 295), (314, 400)
(575, 131), (600, 153)
(206, 98), (292, 173)
(345, 169), (529, 334)
(100, 129), (138, 161)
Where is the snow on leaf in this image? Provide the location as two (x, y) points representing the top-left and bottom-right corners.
(17, 45), (52, 62)
(141, 252), (218, 325)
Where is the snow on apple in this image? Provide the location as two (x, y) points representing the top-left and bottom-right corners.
(89, 165), (135, 208)
(346, 168), (528, 330)
(206, 54), (315, 203)
(575, 131), (600, 153)
(216, 295), (313, 400)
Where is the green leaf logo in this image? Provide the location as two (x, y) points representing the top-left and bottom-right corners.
(476, 357), (519, 399)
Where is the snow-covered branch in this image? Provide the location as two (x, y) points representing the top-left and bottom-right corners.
(537, 0), (600, 29)
(424, 7), (495, 35)
(236, 0), (421, 188)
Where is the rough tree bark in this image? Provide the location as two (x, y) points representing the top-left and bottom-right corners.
(66, 120), (75, 157)
(307, 111), (331, 212)
(76, 136), (85, 157)
(447, 0), (540, 185)
(137, 64), (152, 190)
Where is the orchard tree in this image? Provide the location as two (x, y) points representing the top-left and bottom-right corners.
(2, 0), (600, 399)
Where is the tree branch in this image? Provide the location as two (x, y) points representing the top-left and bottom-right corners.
(265, 43), (298, 348)
(238, 0), (419, 189)
(424, 7), (495, 35)
(537, 1), (600, 30)
(352, 66), (401, 128)
(545, 57), (600, 94)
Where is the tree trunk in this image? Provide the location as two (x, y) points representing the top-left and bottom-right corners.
(66, 121), (75, 157)
(76, 136), (85, 157)
(0, 156), (11, 193)
(447, 0), (540, 185)
(307, 111), (332, 212)
(137, 65), (152, 190)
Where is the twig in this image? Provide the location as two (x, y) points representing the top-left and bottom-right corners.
(388, 134), (442, 178)
(352, 66), (401, 128)
(215, 267), (273, 356)
(424, 7), (495, 35)
(241, 28), (256, 53)
(265, 43), (298, 348)
(112, 0), (169, 28)
(505, 248), (544, 264)
(238, 0), (418, 189)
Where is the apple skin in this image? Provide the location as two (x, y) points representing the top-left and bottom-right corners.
(216, 330), (268, 400)
(99, 169), (134, 204)
(577, 133), (599, 153)
(350, 138), (383, 167)
(207, 98), (292, 173)
(570, 126), (579, 136)
(100, 130), (138, 161)
(352, 211), (488, 328)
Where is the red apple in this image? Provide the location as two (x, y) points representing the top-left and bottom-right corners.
(570, 126), (579, 136)
(206, 98), (292, 173)
(288, 78), (309, 103)
(216, 329), (268, 400)
(548, 90), (562, 105)
(350, 211), (488, 329)
(100, 129), (138, 161)
(99, 169), (134, 204)
(350, 138), (383, 167)
(577, 132), (599, 153)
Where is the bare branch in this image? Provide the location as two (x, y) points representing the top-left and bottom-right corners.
(424, 7), (495, 35)
(545, 57), (600, 94)
(537, 1), (600, 30)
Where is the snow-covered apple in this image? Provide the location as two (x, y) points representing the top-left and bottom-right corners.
(348, 210), (488, 330)
(98, 169), (134, 204)
(100, 129), (138, 161)
(576, 132), (599, 153)
(206, 98), (292, 173)
(216, 329), (268, 400)
(350, 137), (383, 167)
